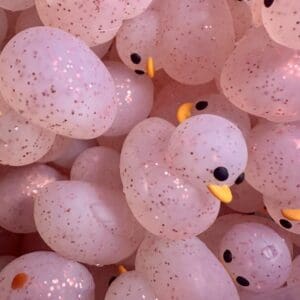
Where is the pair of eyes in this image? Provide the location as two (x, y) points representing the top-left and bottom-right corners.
(130, 53), (145, 75)
(223, 249), (250, 287)
(129, 55), (244, 185)
(194, 100), (245, 184)
(213, 167), (244, 184)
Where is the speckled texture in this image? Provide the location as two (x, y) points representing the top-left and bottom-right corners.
(190, 93), (251, 138)
(116, 7), (162, 72)
(1, 3), (299, 298)
(151, 80), (217, 125)
(120, 118), (174, 190)
(165, 114), (248, 188)
(264, 196), (300, 234)
(262, 0), (300, 50)
(199, 214), (293, 257)
(34, 181), (145, 266)
(122, 0), (153, 19)
(122, 159), (220, 239)
(0, 26), (117, 139)
(120, 118), (219, 239)
(220, 222), (292, 293)
(120, 117), (175, 171)
(160, 0), (235, 85)
(0, 0), (34, 11)
(104, 271), (157, 300)
(120, 118), (218, 239)
(227, 0), (252, 40)
(221, 27), (300, 123)
(103, 61), (154, 136)
(120, 115), (249, 238)
(246, 121), (300, 200)
(0, 97), (55, 166)
(35, 0), (125, 46)
(135, 235), (239, 300)
(0, 163), (64, 233)
(71, 146), (122, 190)
(0, 251), (95, 299)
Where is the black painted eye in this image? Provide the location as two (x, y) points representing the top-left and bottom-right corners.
(280, 219), (292, 229)
(213, 167), (229, 181)
(264, 0), (274, 8)
(195, 101), (208, 111)
(223, 249), (232, 263)
(235, 173), (245, 185)
(135, 70), (145, 75)
(108, 276), (117, 286)
(236, 276), (250, 287)
(130, 53), (141, 64)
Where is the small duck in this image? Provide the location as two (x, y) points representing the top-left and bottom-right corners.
(264, 196), (300, 233)
(165, 113), (248, 204)
(116, 0), (235, 84)
(120, 114), (248, 239)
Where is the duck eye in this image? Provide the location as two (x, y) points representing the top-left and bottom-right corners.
(236, 276), (250, 287)
(130, 53), (141, 64)
(213, 167), (229, 181)
(235, 173), (245, 185)
(108, 276), (117, 286)
(223, 249), (232, 263)
(195, 101), (208, 111)
(264, 0), (274, 8)
(279, 219), (292, 229)
(134, 70), (145, 75)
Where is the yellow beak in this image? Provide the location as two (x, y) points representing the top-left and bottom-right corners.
(207, 184), (233, 204)
(118, 265), (127, 274)
(177, 102), (193, 124)
(147, 57), (155, 78)
(281, 209), (300, 221)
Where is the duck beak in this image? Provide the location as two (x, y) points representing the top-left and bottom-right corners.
(177, 102), (193, 124)
(147, 57), (155, 78)
(118, 265), (127, 274)
(281, 209), (300, 221)
(207, 184), (232, 204)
